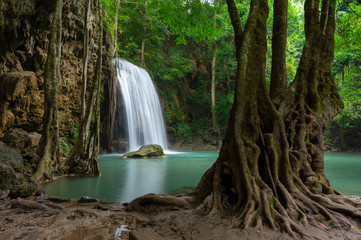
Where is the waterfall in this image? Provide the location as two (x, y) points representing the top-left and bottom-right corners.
(115, 58), (168, 152)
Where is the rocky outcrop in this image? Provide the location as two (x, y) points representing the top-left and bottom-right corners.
(0, 0), (110, 141)
(122, 145), (165, 158)
(0, 71), (42, 136)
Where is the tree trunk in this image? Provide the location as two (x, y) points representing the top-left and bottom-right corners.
(192, 0), (360, 237)
(33, 0), (63, 181)
(340, 127), (347, 151)
(211, 43), (220, 136)
(140, 0), (147, 67)
(211, 0), (220, 136)
(270, 0), (288, 100)
(86, 0), (102, 175)
(65, 0), (100, 175)
(102, 0), (120, 151)
(80, 0), (91, 121)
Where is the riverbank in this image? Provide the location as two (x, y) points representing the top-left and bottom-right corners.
(1, 191), (361, 240)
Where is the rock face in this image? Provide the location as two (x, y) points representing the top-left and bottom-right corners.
(0, 0), (111, 140)
(0, 71), (41, 136)
(122, 145), (165, 158)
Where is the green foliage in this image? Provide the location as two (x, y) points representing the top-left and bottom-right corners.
(215, 92), (234, 126)
(332, 2), (361, 128)
(169, 122), (192, 138)
(60, 137), (72, 152)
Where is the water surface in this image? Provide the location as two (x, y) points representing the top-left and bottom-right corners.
(40, 152), (361, 202)
(41, 152), (217, 202)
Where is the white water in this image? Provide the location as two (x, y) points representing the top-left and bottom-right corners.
(115, 59), (168, 151)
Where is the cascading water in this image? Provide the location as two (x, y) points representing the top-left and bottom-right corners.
(115, 58), (168, 152)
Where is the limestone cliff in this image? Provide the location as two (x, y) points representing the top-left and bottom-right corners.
(0, 0), (110, 139)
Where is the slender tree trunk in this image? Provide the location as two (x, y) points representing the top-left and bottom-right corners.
(340, 127), (347, 151)
(211, 0), (220, 136)
(140, 0), (147, 66)
(191, 0), (361, 237)
(80, 0), (91, 121)
(211, 43), (220, 136)
(104, 0), (120, 151)
(34, 0), (63, 181)
(65, 0), (100, 175)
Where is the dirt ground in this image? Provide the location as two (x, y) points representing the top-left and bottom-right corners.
(1, 192), (361, 240)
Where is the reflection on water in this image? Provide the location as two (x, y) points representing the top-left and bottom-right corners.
(119, 158), (167, 201)
(40, 152), (361, 202)
(40, 152), (218, 202)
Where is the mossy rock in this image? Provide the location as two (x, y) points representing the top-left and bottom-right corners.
(122, 144), (165, 158)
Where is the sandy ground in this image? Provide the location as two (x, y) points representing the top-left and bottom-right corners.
(1, 192), (361, 240)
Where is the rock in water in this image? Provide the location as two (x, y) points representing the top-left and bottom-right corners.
(122, 144), (165, 158)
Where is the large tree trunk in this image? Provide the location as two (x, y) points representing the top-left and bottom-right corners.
(33, 0), (63, 181)
(192, 0), (361, 237)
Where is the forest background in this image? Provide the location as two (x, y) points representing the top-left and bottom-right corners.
(99, 0), (361, 152)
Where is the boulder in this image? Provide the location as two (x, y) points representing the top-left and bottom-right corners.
(0, 145), (23, 171)
(0, 162), (19, 189)
(8, 181), (37, 199)
(122, 144), (165, 158)
(2, 128), (41, 155)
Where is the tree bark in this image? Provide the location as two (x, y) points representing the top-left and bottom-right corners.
(140, 0), (147, 67)
(64, 0), (100, 175)
(103, 0), (120, 151)
(191, 0), (360, 237)
(80, 0), (91, 121)
(211, 44), (221, 136)
(34, 0), (63, 181)
(270, 0), (288, 100)
(86, 0), (102, 175)
(211, 0), (220, 136)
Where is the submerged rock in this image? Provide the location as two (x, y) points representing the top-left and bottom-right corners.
(122, 144), (165, 158)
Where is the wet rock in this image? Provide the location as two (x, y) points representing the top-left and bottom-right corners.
(122, 145), (165, 159)
(0, 145), (23, 171)
(129, 228), (165, 240)
(126, 193), (190, 214)
(44, 196), (71, 203)
(112, 138), (128, 153)
(0, 162), (18, 189)
(78, 196), (99, 203)
(11, 199), (49, 211)
(8, 181), (37, 199)
(35, 189), (46, 196)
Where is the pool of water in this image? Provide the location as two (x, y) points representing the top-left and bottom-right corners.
(324, 153), (361, 196)
(40, 152), (361, 202)
(40, 152), (218, 202)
